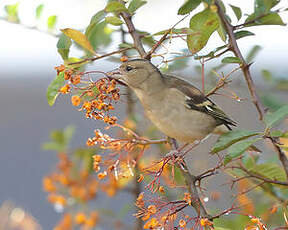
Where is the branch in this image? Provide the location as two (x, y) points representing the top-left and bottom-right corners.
(215, 0), (264, 120)
(144, 15), (189, 60)
(205, 66), (241, 97)
(179, 161), (211, 218)
(68, 47), (133, 66)
(233, 11), (279, 30)
(118, 1), (147, 58)
(233, 164), (288, 186)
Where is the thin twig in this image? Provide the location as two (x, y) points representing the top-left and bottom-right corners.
(68, 47), (133, 66)
(205, 66), (241, 97)
(144, 15), (189, 59)
(233, 164), (288, 186)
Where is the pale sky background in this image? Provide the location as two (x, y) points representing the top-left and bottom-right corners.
(0, 0), (288, 79)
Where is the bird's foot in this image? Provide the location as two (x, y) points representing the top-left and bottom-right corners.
(164, 149), (188, 172)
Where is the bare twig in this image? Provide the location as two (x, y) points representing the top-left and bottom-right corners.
(232, 164), (288, 186)
(144, 15), (189, 59)
(68, 47), (133, 66)
(205, 66), (241, 97)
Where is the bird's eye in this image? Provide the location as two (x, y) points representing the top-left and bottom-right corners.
(125, 66), (133, 72)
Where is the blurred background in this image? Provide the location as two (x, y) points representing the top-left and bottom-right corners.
(0, 0), (287, 229)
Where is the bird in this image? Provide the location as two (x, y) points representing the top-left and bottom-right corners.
(107, 59), (236, 144)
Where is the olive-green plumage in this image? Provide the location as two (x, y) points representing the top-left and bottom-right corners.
(107, 59), (236, 143)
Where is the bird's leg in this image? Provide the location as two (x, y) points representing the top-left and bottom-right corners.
(165, 138), (189, 172)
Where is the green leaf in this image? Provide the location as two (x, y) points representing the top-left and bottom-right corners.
(270, 130), (283, 137)
(187, 9), (219, 54)
(36, 4), (44, 19)
(264, 105), (288, 128)
(254, 0), (280, 15)
(85, 21), (112, 50)
(224, 138), (261, 164)
(211, 130), (260, 153)
(128, 0), (147, 13)
(246, 45), (262, 63)
(5, 2), (19, 22)
(57, 33), (72, 60)
(229, 4), (242, 20)
(46, 72), (65, 106)
(105, 1), (128, 13)
(245, 12), (286, 26)
(177, 0), (201, 15)
(234, 30), (255, 40)
(61, 28), (96, 55)
(251, 163), (286, 182)
(43, 126), (75, 152)
(221, 56), (242, 64)
(217, 21), (227, 42)
(261, 69), (272, 81)
(88, 10), (107, 26)
(47, 15), (57, 29)
(261, 94), (285, 111)
(105, 16), (124, 26)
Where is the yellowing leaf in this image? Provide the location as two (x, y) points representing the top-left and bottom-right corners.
(61, 28), (96, 55)
(187, 9), (219, 54)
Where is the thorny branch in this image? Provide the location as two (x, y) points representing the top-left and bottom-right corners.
(215, 0), (288, 180)
(215, 0), (264, 120)
(118, 0), (147, 58)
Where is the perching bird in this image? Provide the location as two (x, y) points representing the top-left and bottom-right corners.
(107, 59), (236, 143)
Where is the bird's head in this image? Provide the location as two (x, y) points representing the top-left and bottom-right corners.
(107, 59), (161, 89)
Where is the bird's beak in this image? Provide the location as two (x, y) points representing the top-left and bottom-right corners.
(106, 68), (127, 86)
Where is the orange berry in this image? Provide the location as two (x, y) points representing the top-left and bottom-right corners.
(59, 84), (71, 94)
(250, 218), (260, 224)
(93, 155), (102, 162)
(137, 174), (144, 183)
(142, 213), (150, 221)
(179, 219), (186, 228)
(71, 74), (81, 85)
(147, 205), (157, 214)
(64, 69), (73, 80)
(43, 177), (56, 192)
(71, 95), (81, 106)
(158, 186), (165, 193)
(85, 218), (96, 227)
(120, 56), (128, 62)
(270, 205), (278, 214)
(97, 171), (107, 180)
(75, 212), (86, 225)
(143, 217), (159, 229)
(86, 138), (95, 146)
(82, 101), (92, 111)
(183, 192), (191, 205)
(200, 218), (213, 226)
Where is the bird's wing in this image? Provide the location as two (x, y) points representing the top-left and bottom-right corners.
(163, 74), (236, 128)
